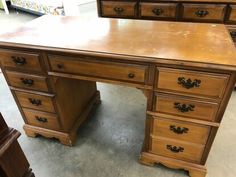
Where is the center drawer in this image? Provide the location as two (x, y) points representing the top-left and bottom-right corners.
(151, 117), (210, 144)
(5, 71), (49, 92)
(182, 4), (226, 22)
(140, 3), (177, 19)
(154, 93), (219, 121)
(49, 55), (148, 84)
(101, 1), (137, 17)
(156, 67), (229, 99)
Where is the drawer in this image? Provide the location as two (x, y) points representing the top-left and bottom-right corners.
(49, 55), (148, 84)
(182, 4), (226, 22)
(5, 71), (49, 92)
(154, 94), (219, 121)
(150, 136), (204, 163)
(228, 28), (236, 43)
(157, 68), (229, 99)
(140, 3), (177, 19)
(14, 91), (55, 113)
(152, 117), (210, 144)
(23, 108), (60, 131)
(229, 5), (236, 22)
(101, 1), (137, 17)
(0, 50), (42, 72)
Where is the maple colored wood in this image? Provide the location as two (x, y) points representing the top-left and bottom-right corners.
(5, 70), (49, 92)
(151, 117), (210, 144)
(0, 113), (34, 177)
(49, 55), (148, 84)
(14, 90), (55, 113)
(101, 1), (137, 17)
(140, 152), (207, 177)
(228, 5), (236, 22)
(22, 108), (60, 131)
(0, 49), (42, 72)
(157, 67), (229, 99)
(0, 16), (236, 177)
(140, 3), (177, 19)
(154, 93), (219, 121)
(182, 4), (226, 22)
(150, 136), (205, 163)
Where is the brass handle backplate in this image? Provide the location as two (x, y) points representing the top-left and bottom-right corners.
(11, 56), (27, 66)
(20, 78), (34, 86)
(29, 98), (42, 106)
(152, 8), (164, 16)
(195, 10), (209, 17)
(177, 77), (201, 89)
(114, 7), (124, 15)
(174, 102), (195, 113)
(170, 125), (189, 134)
(35, 116), (47, 123)
(167, 145), (184, 153)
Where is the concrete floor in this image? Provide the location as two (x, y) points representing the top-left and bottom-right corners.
(0, 5), (236, 177)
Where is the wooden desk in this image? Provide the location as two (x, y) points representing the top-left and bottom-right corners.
(0, 16), (236, 177)
(0, 113), (34, 177)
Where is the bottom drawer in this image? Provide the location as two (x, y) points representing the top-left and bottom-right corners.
(23, 108), (60, 131)
(150, 136), (204, 163)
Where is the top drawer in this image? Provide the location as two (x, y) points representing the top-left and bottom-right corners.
(156, 68), (229, 99)
(49, 55), (148, 84)
(182, 4), (226, 22)
(228, 5), (236, 23)
(101, 1), (137, 18)
(0, 50), (42, 72)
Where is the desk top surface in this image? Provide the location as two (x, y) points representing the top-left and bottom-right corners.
(0, 15), (236, 70)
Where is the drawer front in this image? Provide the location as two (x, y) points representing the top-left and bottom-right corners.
(140, 3), (177, 19)
(229, 5), (236, 22)
(157, 68), (229, 99)
(101, 1), (136, 17)
(5, 71), (49, 92)
(152, 117), (210, 144)
(14, 91), (55, 113)
(23, 108), (60, 130)
(49, 56), (148, 84)
(182, 4), (226, 22)
(150, 136), (204, 163)
(229, 28), (236, 43)
(154, 94), (218, 121)
(0, 50), (42, 71)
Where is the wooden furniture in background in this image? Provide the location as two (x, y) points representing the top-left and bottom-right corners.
(0, 113), (34, 177)
(97, 0), (236, 45)
(0, 16), (236, 177)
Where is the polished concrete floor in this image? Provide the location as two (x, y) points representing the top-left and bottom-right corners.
(0, 5), (236, 177)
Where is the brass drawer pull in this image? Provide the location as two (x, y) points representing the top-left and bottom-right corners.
(114, 7), (124, 15)
(174, 102), (195, 113)
(170, 125), (189, 134)
(11, 56), (27, 66)
(28, 98), (42, 106)
(152, 8), (164, 16)
(195, 10), (209, 17)
(167, 145), (184, 153)
(128, 73), (135, 78)
(20, 78), (34, 86)
(177, 77), (201, 89)
(230, 31), (236, 38)
(57, 64), (64, 69)
(35, 116), (47, 123)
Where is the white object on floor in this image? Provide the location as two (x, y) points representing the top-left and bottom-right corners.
(1, 0), (9, 14)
